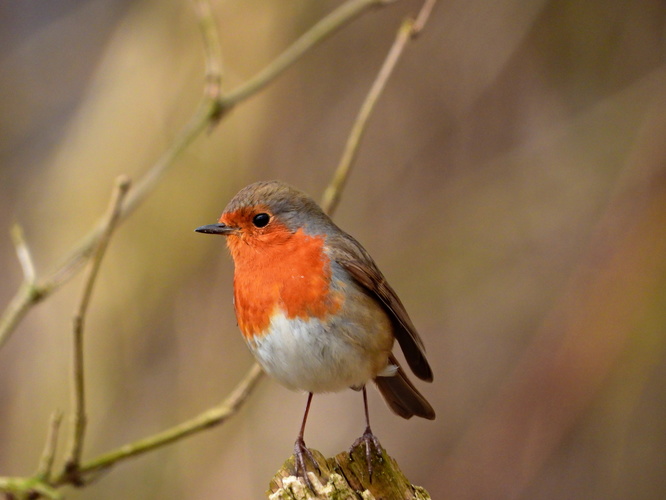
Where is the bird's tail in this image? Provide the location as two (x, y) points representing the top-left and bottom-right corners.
(374, 355), (435, 420)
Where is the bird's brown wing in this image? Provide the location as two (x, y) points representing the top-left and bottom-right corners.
(328, 233), (433, 382)
(375, 354), (435, 419)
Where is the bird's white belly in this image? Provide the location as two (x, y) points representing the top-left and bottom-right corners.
(248, 309), (391, 393)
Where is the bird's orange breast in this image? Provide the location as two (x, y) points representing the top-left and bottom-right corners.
(228, 228), (343, 340)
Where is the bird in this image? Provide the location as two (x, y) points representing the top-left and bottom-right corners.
(195, 180), (435, 487)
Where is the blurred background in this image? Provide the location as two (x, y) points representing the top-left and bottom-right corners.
(1, 0), (666, 498)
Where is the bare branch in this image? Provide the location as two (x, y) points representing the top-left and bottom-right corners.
(322, 0), (436, 214)
(412, 0), (437, 36)
(10, 224), (36, 285)
(193, 0), (224, 102)
(53, 363), (264, 485)
(35, 411), (64, 482)
(61, 177), (131, 483)
(0, 478), (63, 500)
(0, 226), (42, 350)
(221, 0), (393, 107)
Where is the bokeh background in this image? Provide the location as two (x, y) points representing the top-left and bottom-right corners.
(2, 0), (666, 498)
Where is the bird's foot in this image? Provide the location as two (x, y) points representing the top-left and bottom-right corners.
(294, 436), (320, 490)
(349, 426), (383, 482)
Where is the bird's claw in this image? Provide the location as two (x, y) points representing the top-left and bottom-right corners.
(294, 436), (320, 490)
(349, 426), (383, 482)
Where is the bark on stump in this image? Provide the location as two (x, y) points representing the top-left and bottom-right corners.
(268, 444), (431, 500)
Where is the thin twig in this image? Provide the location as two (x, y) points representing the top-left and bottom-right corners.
(221, 0), (392, 107)
(10, 224), (36, 285)
(0, 227), (42, 351)
(27, 482), (63, 500)
(35, 411), (64, 482)
(0, 0), (398, 352)
(53, 363), (264, 485)
(0, 477), (63, 500)
(0, 286), (36, 350)
(411, 0), (437, 36)
(192, 0), (225, 123)
(63, 176), (131, 483)
(321, 0), (436, 214)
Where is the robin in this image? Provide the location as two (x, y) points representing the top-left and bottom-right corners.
(195, 180), (435, 487)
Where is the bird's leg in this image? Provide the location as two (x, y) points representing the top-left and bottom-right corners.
(294, 392), (320, 490)
(349, 386), (383, 482)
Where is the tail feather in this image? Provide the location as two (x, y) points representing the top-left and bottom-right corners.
(374, 357), (435, 420)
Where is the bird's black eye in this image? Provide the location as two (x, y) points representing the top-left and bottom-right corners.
(252, 213), (270, 228)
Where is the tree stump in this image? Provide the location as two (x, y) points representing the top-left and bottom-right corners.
(268, 444), (431, 500)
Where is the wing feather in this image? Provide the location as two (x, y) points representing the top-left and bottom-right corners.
(328, 233), (433, 382)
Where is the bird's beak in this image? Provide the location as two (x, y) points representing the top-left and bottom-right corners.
(194, 223), (238, 236)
